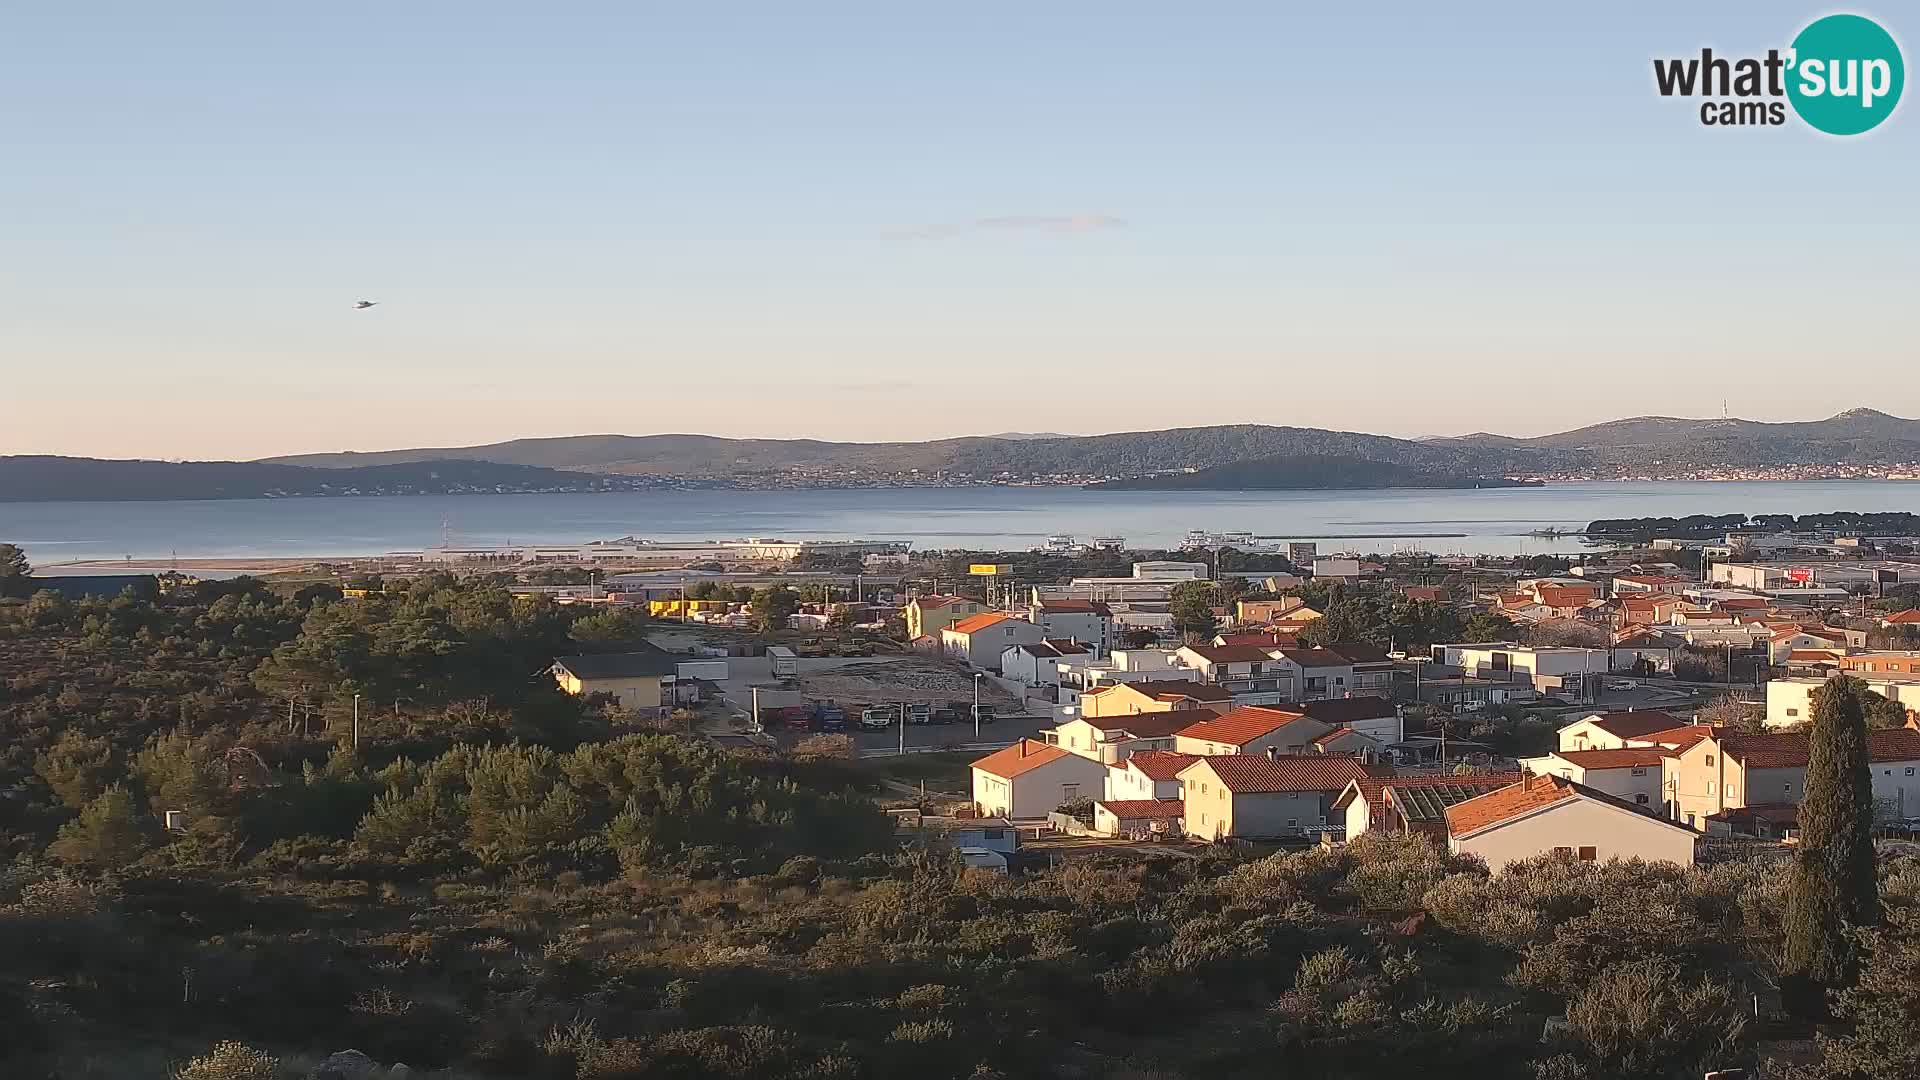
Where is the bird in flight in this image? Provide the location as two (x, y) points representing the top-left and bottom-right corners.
(354, 300), (378, 310)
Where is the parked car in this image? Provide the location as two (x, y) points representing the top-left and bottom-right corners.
(859, 707), (894, 731)
(1605, 679), (1639, 691)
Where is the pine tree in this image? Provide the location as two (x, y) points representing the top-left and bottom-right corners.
(1781, 675), (1880, 1016)
(48, 784), (157, 868)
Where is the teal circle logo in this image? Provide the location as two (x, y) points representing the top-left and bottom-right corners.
(1786, 14), (1904, 135)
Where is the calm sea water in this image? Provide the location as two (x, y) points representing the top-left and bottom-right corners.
(8, 481), (1920, 566)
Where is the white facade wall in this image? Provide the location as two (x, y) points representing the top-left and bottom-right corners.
(972, 754), (1108, 819)
(1036, 610), (1112, 657)
(1451, 798), (1696, 874)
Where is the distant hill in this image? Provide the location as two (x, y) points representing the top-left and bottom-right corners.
(265, 424), (1497, 480)
(14, 408), (1919, 499)
(0, 457), (640, 502)
(1440, 408), (1920, 470)
(1090, 455), (1537, 491)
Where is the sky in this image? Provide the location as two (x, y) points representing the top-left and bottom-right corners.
(3, 2), (1916, 460)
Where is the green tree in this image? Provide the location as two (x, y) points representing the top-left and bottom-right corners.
(1168, 581), (1218, 641)
(1782, 675), (1880, 1016)
(568, 606), (650, 646)
(33, 731), (119, 810)
(48, 784), (158, 868)
(750, 586), (800, 632)
(1461, 611), (1517, 643)
(0, 542), (30, 598)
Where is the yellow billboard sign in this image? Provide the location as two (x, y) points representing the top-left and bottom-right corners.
(969, 563), (1011, 576)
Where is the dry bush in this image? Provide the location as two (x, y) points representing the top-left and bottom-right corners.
(172, 1041), (278, 1080)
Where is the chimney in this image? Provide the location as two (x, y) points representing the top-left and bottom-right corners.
(1266, 745), (1279, 761)
(1020, 740), (1031, 757)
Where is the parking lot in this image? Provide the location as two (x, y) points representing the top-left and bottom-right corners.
(689, 649), (1044, 754)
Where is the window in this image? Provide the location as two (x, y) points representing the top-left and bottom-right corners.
(1707, 781), (1715, 794)
(1787, 708), (1799, 717)
(1200, 782), (1208, 794)
(983, 828), (1005, 840)
(1287, 818), (1298, 828)
(1631, 767), (1646, 776)
(1686, 813), (1696, 827)
(1635, 794), (1649, 805)
(1061, 784), (1079, 801)
(1578, 846), (1597, 862)
(1705, 754), (1715, 766)
(1553, 846), (1573, 855)
(1784, 782), (1793, 794)
(1907, 768), (1915, 777)
(1727, 786), (1737, 800)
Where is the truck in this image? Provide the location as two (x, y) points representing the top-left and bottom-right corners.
(814, 701), (847, 732)
(859, 707), (895, 731)
(906, 702), (932, 726)
(766, 646), (798, 679)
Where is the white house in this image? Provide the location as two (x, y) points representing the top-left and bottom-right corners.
(1518, 748), (1670, 811)
(1030, 599), (1115, 658)
(1767, 674), (1920, 729)
(1444, 773), (1698, 873)
(970, 739), (1109, 819)
(942, 612), (1047, 671)
(1555, 711), (1687, 752)
(1000, 640), (1088, 687)
(1051, 708), (1214, 764)
(1103, 749), (1197, 802)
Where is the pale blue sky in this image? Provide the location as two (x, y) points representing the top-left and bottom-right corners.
(3, 2), (1914, 459)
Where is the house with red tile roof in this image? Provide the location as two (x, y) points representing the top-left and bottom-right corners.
(1519, 747), (1672, 810)
(1078, 679), (1233, 719)
(1881, 609), (1920, 629)
(1332, 772), (1522, 840)
(1173, 706), (1333, 757)
(1029, 598), (1115, 658)
(906, 594), (985, 641)
(1178, 754), (1384, 841)
(941, 612), (1045, 670)
(971, 739), (1109, 820)
(1555, 711), (1686, 752)
(1444, 773), (1697, 873)
(1093, 798), (1187, 838)
(1052, 708), (1218, 765)
(1665, 726), (1920, 828)
(1104, 749), (1199, 802)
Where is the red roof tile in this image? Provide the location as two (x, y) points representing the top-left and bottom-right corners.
(1122, 750), (1199, 780)
(1079, 708), (1220, 738)
(971, 739), (1072, 779)
(1885, 610), (1920, 624)
(1278, 647), (1354, 668)
(1549, 748), (1673, 769)
(1184, 644), (1281, 664)
(1582, 711), (1684, 739)
(1444, 773), (1582, 837)
(1096, 798), (1185, 819)
(1183, 754), (1383, 794)
(949, 612), (1018, 635)
(1120, 679), (1233, 702)
(1175, 706), (1316, 746)
(1720, 729), (1920, 769)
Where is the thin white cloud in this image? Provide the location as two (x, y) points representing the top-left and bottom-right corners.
(902, 214), (1127, 239)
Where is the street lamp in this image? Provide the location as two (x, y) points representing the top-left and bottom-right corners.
(973, 672), (984, 738)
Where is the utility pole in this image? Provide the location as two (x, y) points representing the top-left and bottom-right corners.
(973, 672), (983, 739)
(898, 700), (907, 756)
(352, 693), (361, 751)
(751, 686), (761, 735)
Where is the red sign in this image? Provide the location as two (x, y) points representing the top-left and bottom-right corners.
(1787, 568), (1813, 583)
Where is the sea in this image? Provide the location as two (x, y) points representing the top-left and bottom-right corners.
(8, 480), (1920, 569)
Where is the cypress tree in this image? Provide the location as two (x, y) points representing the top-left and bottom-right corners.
(1781, 675), (1880, 1016)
